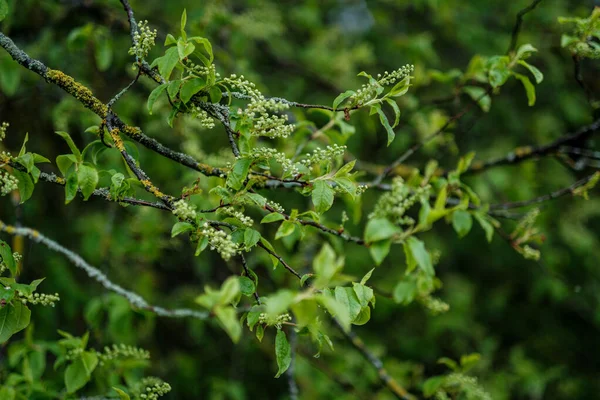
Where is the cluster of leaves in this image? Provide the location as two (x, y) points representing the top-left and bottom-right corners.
(559, 7), (600, 59)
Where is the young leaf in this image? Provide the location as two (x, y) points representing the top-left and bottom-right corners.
(312, 180), (334, 214)
(513, 73), (536, 106)
(65, 351), (98, 393)
(155, 47), (179, 80)
(0, 303), (31, 343)
(56, 131), (82, 162)
(171, 222), (194, 237)
(226, 158), (251, 190)
(215, 307), (241, 343)
(65, 171), (78, 204)
(452, 210), (473, 238)
(517, 60), (543, 84)
(179, 77), (206, 103)
(77, 164), (98, 201)
(243, 228), (261, 248)
(332, 90), (355, 110)
(147, 83), (167, 114)
(405, 237), (434, 276)
(0, 240), (16, 276)
(11, 169), (34, 203)
(261, 213), (285, 224)
(364, 218), (401, 242)
(274, 329), (291, 378)
(369, 239), (391, 266)
(375, 107), (395, 145)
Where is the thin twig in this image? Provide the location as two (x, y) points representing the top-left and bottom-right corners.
(489, 173), (597, 210)
(507, 0), (544, 54)
(465, 117), (600, 175)
(0, 221), (209, 320)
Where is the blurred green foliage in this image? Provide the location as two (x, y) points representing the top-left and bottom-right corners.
(1, 0), (600, 399)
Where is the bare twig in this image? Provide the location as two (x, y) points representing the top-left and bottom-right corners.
(0, 221), (209, 320)
(507, 0), (544, 54)
(465, 117), (600, 175)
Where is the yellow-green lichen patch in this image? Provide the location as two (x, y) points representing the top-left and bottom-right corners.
(46, 69), (108, 117)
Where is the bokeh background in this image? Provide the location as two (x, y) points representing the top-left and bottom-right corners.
(1, 0), (600, 398)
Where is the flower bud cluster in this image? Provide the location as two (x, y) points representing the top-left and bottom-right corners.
(300, 144), (346, 166)
(223, 74), (261, 98)
(219, 207), (253, 227)
(250, 147), (299, 176)
(129, 21), (157, 60)
(66, 348), (84, 361)
(267, 200), (285, 213)
(138, 378), (172, 400)
(259, 312), (292, 328)
(0, 122), (8, 141)
(201, 222), (239, 260)
(18, 292), (60, 307)
(190, 106), (215, 129)
(172, 199), (198, 221)
(186, 61), (218, 76)
(251, 113), (294, 138)
(421, 296), (450, 315)
(351, 64), (414, 105)
(0, 171), (18, 196)
(98, 344), (150, 365)
(369, 177), (430, 224)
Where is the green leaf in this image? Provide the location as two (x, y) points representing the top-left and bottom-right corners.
(423, 376), (446, 397)
(332, 90), (355, 110)
(56, 131), (82, 162)
(18, 132), (28, 157)
(318, 294), (351, 331)
(0, 303), (31, 343)
(215, 306), (241, 343)
(0, 240), (16, 276)
(515, 43), (537, 60)
(147, 83), (167, 114)
(77, 164), (98, 201)
(364, 218), (401, 242)
(94, 36), (112, 71)
(513, 72), (536, 106)
(335, 287), (362, 322)
(369, 239), (391, 266)
(208, 85), (222, 103)
(487, 56), (511, 88)
(312, 180), (335, 214)
(261, 213), (285, 224)
(226, 158), (251, 190)
(388, 75), (411, 97)
(0, 0), (8, 22)
(352, 283), (374, 307)
(156, 47), (179, 80)
(171, 222), (194, 237)
(360, 268), (374, 285)
(11, 170), (34, 203)
(56, 154), (78, 176)
(274, 329), (291, 378)
(179, 77), (206, 103)
(275, 220), (296, 240)
(112, 387), (131, 400)
(405, 237), (434, 276)
(239, 276), (255, 296)
(335, 160), (356, 177)
(460, 353), (481, 372)
(256, 324), (265, 342)
(517, 60), (543, 84)
(452, 210), (473, 238)
(65, 351), (98, 393)
(164, 34), (177, 46)
(65, 171), (78, 204)
(385, 98), (401, 127)
(180, 9), (187, 36)
(393, 280), (417, 304)
(474, 212), (495, 243)
(353, 306), (371, 325)
(243, 228), (261, 248)
(167, 79), (182, 99)
(375, 106), (396, 145)
(313, 244), (338, 287)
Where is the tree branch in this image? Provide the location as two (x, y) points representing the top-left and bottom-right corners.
(0, 221), (209, 320)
